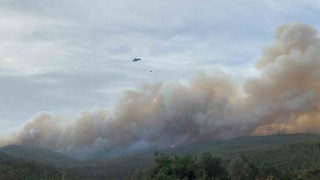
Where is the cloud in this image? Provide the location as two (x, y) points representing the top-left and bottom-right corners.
(0, 0), (284, 75)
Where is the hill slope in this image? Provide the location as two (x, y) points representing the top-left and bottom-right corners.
(0, 151), (78, 179)
(1, 133), (320, 179)
(87, 133), (320, 160)
(0, 145), (77, 166)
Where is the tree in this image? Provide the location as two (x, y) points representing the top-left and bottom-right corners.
(172, 155), (197, 180)
(150, 152), (174, 179)
(150, 152), (197, 180)
(198, 152), (226, 179)
(228, 155), (258, 180)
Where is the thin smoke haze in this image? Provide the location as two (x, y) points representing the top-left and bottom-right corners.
(1, 23), (320, 156)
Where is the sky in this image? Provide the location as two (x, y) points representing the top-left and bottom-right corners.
(0, 0), (320, 136)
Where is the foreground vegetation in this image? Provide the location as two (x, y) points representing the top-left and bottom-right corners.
(147, 138), (320, 180)
(1, 134), (320, 179)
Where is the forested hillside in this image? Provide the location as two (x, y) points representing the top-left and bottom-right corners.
(0, 151), (77, 179)
(1, 133), (320, 179)
(0, 145), (77, 166)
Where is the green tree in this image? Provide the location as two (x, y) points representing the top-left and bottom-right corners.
(172, 155), (197, 180)
(150, 152), (197, 180)
(150, 152), (174, 179)
(228, 155), (258, 180)
(198, 152), (226, 179)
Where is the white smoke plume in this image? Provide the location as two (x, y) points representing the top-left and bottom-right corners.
(1, 23), (320, 156)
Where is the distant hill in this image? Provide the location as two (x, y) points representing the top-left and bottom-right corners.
(88, 133), (320, 160)
(3, 133), (318, 164)
(0, 145), (77, 166)
(164, 133), (320, 158)
(73, 133), (320, 178)
(1, 133), (320, 179)
(0, 151), (77, 179)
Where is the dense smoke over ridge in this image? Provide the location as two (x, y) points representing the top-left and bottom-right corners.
(1, 23), (320, 156)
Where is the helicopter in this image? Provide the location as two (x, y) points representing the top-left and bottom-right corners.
(132, 56), (152, 72)
(132, 56), (141, 62)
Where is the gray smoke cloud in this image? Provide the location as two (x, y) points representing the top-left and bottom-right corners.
(1, 23), (320, 156)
